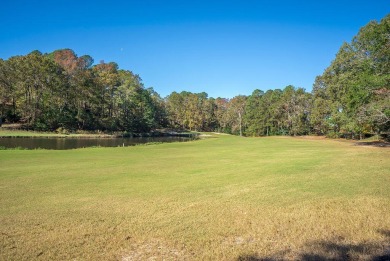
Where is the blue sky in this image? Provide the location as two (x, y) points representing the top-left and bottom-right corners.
(1, 1), (389, 98)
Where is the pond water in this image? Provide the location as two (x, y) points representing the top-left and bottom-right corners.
(0, 136), (195, 150)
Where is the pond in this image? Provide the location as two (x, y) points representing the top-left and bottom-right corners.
(0, 136), (195, 150)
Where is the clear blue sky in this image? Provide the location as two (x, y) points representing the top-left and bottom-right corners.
(1, 1), (389, 98)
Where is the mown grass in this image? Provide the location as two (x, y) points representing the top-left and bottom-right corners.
(0, 134), (389, 260)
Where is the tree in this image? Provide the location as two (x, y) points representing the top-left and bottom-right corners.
(227, 95), (247, 136)
(92, 61), (120, 130)
(6, 51), (68, 130)
(214, 97), (230, 133)
(244, 89), (265, 136)
(313, 14), (390, 138)
(0, 58), (18, 122)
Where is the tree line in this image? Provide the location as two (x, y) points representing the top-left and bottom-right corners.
(0, 49), (166, 132)
(0, 15), (389, 138)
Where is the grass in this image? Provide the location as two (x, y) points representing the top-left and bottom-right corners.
(0, 128), (114, 138)
(0, 128), (62, 137)
(0, 134), (389, 260)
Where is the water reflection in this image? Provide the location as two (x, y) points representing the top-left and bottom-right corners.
(0, 136), (194, 150)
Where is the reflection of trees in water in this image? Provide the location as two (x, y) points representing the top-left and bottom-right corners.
(0, 136), (194, 150)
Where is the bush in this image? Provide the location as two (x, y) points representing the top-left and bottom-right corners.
(326, 131), (341, 139)
(55, 127), (70, 135)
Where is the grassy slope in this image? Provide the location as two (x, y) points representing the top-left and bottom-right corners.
(0, 135), (389, 260)
(0, 128), (114, 138)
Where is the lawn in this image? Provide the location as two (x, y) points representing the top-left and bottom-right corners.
(0, 134), (389, 260)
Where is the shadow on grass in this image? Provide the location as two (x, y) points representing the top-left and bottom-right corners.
(237, 230), (390, 261)
(355, 141), (390, 148)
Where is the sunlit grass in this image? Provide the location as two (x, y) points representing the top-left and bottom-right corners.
(0, 128), (110, 138)
(1, 135), (389, 260)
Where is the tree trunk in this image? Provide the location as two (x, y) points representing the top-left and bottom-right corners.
(238, 111), (242, 137)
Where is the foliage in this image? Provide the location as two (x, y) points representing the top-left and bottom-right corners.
(0, 50), (164, 133)
(165, 91), (216, 131)
(0, 15), (389, 137)
(312, 14), (390, 138)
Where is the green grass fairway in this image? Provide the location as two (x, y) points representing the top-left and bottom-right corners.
(1, 135), (389, 260)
